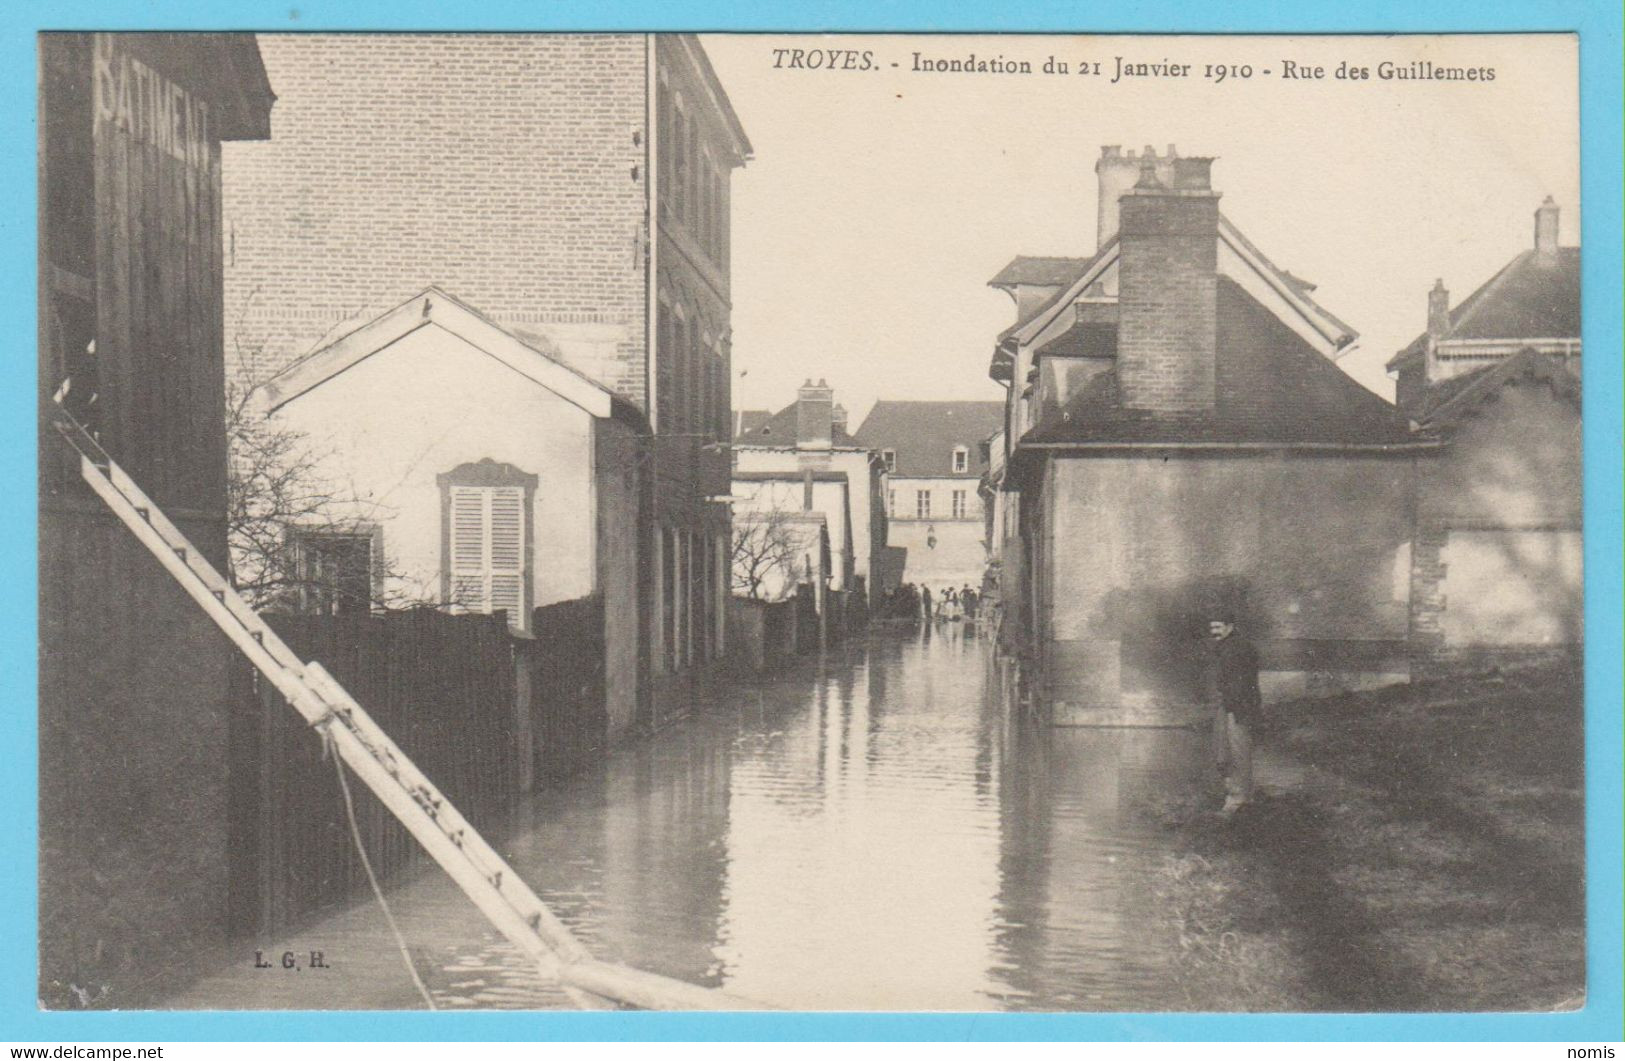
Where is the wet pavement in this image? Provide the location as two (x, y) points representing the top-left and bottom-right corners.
(169, 625), (1221, 1011)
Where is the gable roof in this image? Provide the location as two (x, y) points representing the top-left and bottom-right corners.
(995, 216), (1358, 370)
(1387, 247), (1581, 371)
(253, 286), (616, 419)
(732, 401), (862, 448)
(988, 256), (1094, 290)
(851, 401), (1005, 476)
(1420, 346), (1581, 428)
(999, 238), (1121, 348)
(1021, 277), (1421, 449)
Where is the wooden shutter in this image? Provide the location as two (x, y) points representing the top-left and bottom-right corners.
(447, 485), (527, 627)
(488, 487), (525, 622)
(449, 486), (487, 610)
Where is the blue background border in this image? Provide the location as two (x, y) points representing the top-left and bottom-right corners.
(4, 0), (1619, 1043)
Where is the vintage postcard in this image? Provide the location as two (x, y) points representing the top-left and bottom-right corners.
(37, 30), (1586, 1017)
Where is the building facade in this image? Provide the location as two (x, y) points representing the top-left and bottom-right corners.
(250, 288), (649, 736)
(732, 380), (888, 602)
(38, 33), (274, 1004)
(221, 34), (750, 730)
(991, 146), (1432, 725)
(1388, 201), (1582, 675)
(852, 400), (1003, 596)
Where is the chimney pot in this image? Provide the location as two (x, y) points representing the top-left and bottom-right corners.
(1534, 196), (1560, 260)
(1427, 279), (1450, 341)
(1171, 157), (1215, 190)
(1133, 158), (1165, 190)
(1095, 141), (1199, 249)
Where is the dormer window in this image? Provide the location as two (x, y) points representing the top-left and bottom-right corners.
(881, 449), (896, 472)
(952, 446), (969, 474)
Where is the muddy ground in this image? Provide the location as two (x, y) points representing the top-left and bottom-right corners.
(1156, 663), (1585, 1012)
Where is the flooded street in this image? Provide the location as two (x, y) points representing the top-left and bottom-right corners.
(173, 627), (1217, 1012)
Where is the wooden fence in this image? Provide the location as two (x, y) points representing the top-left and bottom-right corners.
(520, 596), (608, 788)
(228, 610), (518, 937)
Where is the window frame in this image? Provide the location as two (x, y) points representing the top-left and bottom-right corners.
(438, 459), (538, 631)
(952, 446), (969, 474)
(288, 523), (382, 617)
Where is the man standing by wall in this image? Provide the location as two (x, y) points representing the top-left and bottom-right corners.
(1210, 614), (1262, 815)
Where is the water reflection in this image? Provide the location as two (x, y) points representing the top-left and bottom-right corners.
(171, 628), (1214, 1011)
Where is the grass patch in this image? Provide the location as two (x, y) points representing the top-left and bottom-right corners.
(1152, 843), (1313, 1011)
(1263, 663), (1585, 1011)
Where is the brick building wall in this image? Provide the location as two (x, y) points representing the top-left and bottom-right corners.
(223, 34), (650, 405)
(1116, 189), (1219, 414)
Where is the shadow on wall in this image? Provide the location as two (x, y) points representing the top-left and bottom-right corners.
(1093, 575), (1257, 707)
(1426, 381), (1584, 666)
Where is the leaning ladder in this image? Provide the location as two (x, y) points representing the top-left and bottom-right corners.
(51, 409), (765, 1012)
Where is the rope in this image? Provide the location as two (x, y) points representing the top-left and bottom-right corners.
(328, 732), (439, 1010)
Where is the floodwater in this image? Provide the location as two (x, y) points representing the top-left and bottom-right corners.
(171, 626), (1219, 1012)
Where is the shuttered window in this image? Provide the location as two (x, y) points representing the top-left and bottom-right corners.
(448, 484), (527, 626)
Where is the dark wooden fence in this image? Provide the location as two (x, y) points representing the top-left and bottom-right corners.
(519, 596), (608, 788)
(228, 610), (518, 937)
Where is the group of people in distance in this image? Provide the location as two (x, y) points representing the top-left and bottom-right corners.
(878, 582), (983, 625)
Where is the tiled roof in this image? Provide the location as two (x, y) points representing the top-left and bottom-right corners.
(1421, 347), (1581, 428)
(1023, 277), (1421, 448)
(1387, 247), (1581, 371)
(1034, 318), (1118, 359)
(732, 402), (860, 447)
(851, 400), (1005, 475)
(733, 409), (771, 437)
(988, 256), (1093, 290)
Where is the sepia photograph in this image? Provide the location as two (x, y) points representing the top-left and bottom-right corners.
(36, 29), (1586, 1016)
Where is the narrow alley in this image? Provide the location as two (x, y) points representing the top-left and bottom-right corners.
(171, 628), (1218, 1012)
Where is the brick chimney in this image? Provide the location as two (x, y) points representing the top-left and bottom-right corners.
(1424, 279), (1451, 384)
(1115, 155), (1221, 415)
(1534, 196), (1561, 263)
(831, 402), (848, 437)
(1095, 144), (1179, 250)
(1427, 279), (1450, 341)
(796, 378), (834, 450)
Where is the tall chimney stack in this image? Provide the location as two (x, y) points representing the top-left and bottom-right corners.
(1095, 144), (1179, 250)
(1115, 154), (1220, 415)
(796, 378), (834, 450)
(1534, 196), (1561, 262)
